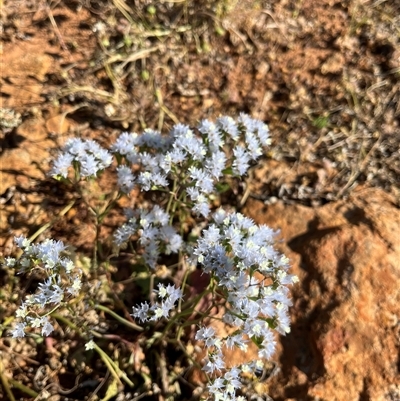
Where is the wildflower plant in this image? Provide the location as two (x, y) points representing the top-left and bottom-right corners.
(5, 114), (297, 400)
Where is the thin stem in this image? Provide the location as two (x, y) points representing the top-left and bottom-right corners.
(166, 178), (178, 219)
(0, 359), (16, 401)
(159, 288), (213, 340)
(89, 331), (135, 346)
(93, 343), (134, 387)
(51, 312), (82, 333)
(93, 344), (123, 387)
(43, 304), (61, 318)
(149, 274), (155, 305)
(177, 266), (190, 313)
(8, 379), (38, 398)
(94, 304), (143, 332)
(92, 220), (99, 276)
(97, 191), (121, 224)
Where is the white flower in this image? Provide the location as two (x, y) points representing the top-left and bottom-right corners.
(85, 340), (96, 351)
(224, 367), (242, 395)
(67, 277), (82, 296)
(195, 326), (216, 343)
(205, 150), (227, 178)
(207, 377), (225, 392)
(61, 258), (75, 274)
(5, 257), (16, 267)
(15, 304), (28, 319)
(29, 317), (43, 328)
(151, 305), (166, 320)
(202, 351), (225, 374)
(216, 116), (239, 140)
(156, 283), (168, 298)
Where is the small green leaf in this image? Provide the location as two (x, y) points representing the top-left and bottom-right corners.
(222, 167), (233, 175)
(312, 116), (329, 129)
(215, 182), (230, 193)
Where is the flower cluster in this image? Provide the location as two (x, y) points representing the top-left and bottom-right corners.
(131, 283), (183, 322)
(113, 205), (183, 269)
(6, 114), (296, 401)
(5, 236), (82, 338)
(51, 138), (113, 179)
(192, 209), (298, 400)
(111, 114), (270, 217)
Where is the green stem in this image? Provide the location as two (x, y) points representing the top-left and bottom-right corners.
(97, 191), (121, 224)
(149, 274), (155, 305)
(177, 267), (190, 313)
(93, 343), (134, 387)
(51, 312), (82, 333)
(159, 288), (213, 340)
(92, 221), (99, 276)
(43, 304), (61, 318)
(166, 178), (178, 218)
(94, 305), (144, 332)
(8, 379), (38, 398)
(0, 359), (16, 401)
(93, 344), (123, 387)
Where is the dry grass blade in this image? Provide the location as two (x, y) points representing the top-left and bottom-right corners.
(45, 0), (71, 57)
(105, 46), (161, 69)
(110, 0), (135, 24)
(60, 85), (119, 103)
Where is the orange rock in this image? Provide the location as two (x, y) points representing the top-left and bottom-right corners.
(242, 186), (400, 400)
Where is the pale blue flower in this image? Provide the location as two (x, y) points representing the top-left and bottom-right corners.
(12, 322), (26, 338)
(205, 150), (227, 178)
(216, 116), (239, 140)
(117, 165), (135, 192)
(232, 146), (250, 176)
(131, 302), (150, 322)
(41, 317), (54, 336)
(112, 132), (138, 154)
(64, 138), (87, 157)
(137, 128), (167, 150)
(51, 153), (74, 178)
(193, 198), (210, 217)
(79, 153), (99, 177)
(113, 223), (137, 246)
(96, 148), (113, 169)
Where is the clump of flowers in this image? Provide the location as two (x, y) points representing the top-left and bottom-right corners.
(114, 205), (183, 269)
(51, 137), (113, 179)
(6, 114), (296, 401)
(5, 236), (81, 338)
(109, 113), (271, 218)
(132, 283), (183, 322)
(191, 210), (297, 399)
